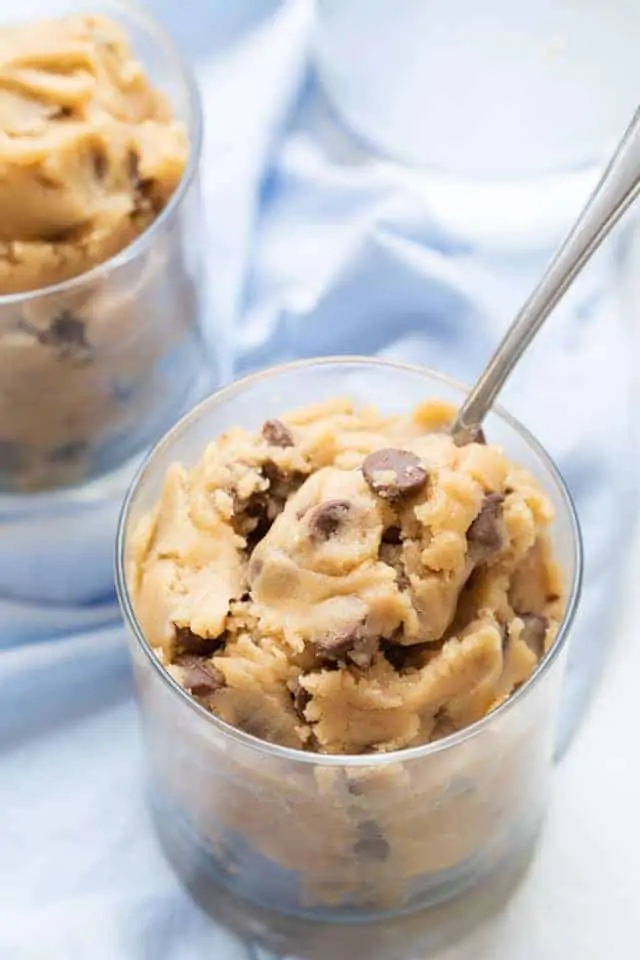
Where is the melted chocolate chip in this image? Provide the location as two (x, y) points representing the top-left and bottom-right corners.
(354, 820), (390, 861)
(292, 682), (311, 722)
(38, 311), (89, 351)
(317, 624), (362, 661)
(362, 448), (428, 501)
(519, 613), (548, 657)
(467, 493), (505, 559)
(262, 419), (294, 448)
(261, 461), (306, 504)
(180, 658), (225, 698)
(308, 499), (351, 540)
(174, 625), (225, 656)
(381, 525), (402, 545)
(233, 486), (275, 550)
(261, 460), (284, 485)
(248, 491), (270, 516)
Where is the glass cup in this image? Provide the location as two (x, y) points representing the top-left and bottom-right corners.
(314, 0), (640, 250)
(116, 358), (582, 951)
(0, 0), (212, 496)
(0, 0), (218, 610)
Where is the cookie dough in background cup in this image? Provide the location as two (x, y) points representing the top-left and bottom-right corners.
(116, 358), (582, 950)
(0, 1), (215, 609)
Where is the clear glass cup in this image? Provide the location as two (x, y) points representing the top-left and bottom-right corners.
(116, 358), (582, 952)
(0, 0), (212, 496)
(314, 0), (640, 250)
(0, 0), (219, 611)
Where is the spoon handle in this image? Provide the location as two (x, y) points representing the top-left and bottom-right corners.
(451, 106), (640, 445)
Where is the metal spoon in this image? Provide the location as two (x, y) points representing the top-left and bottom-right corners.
(451, 106), (640, 445)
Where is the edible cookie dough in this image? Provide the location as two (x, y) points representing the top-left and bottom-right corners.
(132, 398), (565, 755)
(0, 14), (187, 293)
(0, 15), (194, 491)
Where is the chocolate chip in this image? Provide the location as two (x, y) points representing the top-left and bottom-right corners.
(463, 567), (480, 592)
(382, 641), (408, 670)
(174, 625), (225, 657)
(382, 639), (428, 671)
(519, 613), (548, 657)
(308, 499), (351, 540)
(316, 624), (377, 668)
(180, 658), (225, 698)
(347, 635), (378, 670)
(237, 491), (272, 548)
(244, 491), (269, 520)
(261, 460), (284, 485)
(0, 440), (25, 472)
(467, 493), (505, 559)
(317, 624), (361, 662)
(499, 621), (510, 652)
(546, 593), (560, 603)
(261, 462), (306, 504)
(362, 448), (428, 501)
(354, 820), (390, 861)
(292, 681), (311, 722)
(38, 311), (89, 350)
(381, 525), (402, 545)
(262, 419), (294, 448)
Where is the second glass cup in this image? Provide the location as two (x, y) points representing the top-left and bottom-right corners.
(0, 0), (212, 496)
(0, 1), (217, 610)
(116, 358), (582, 941)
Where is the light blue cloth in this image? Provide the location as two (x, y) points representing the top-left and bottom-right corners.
(1, 2), (637, 956)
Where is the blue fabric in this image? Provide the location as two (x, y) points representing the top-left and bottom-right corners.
(1, 1), (637, 956)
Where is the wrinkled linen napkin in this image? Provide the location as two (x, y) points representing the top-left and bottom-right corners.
(1, 2), (636, 957)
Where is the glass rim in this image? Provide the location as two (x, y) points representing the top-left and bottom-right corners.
(0, 0), (203, 307)
(115, 355), (584, 768)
